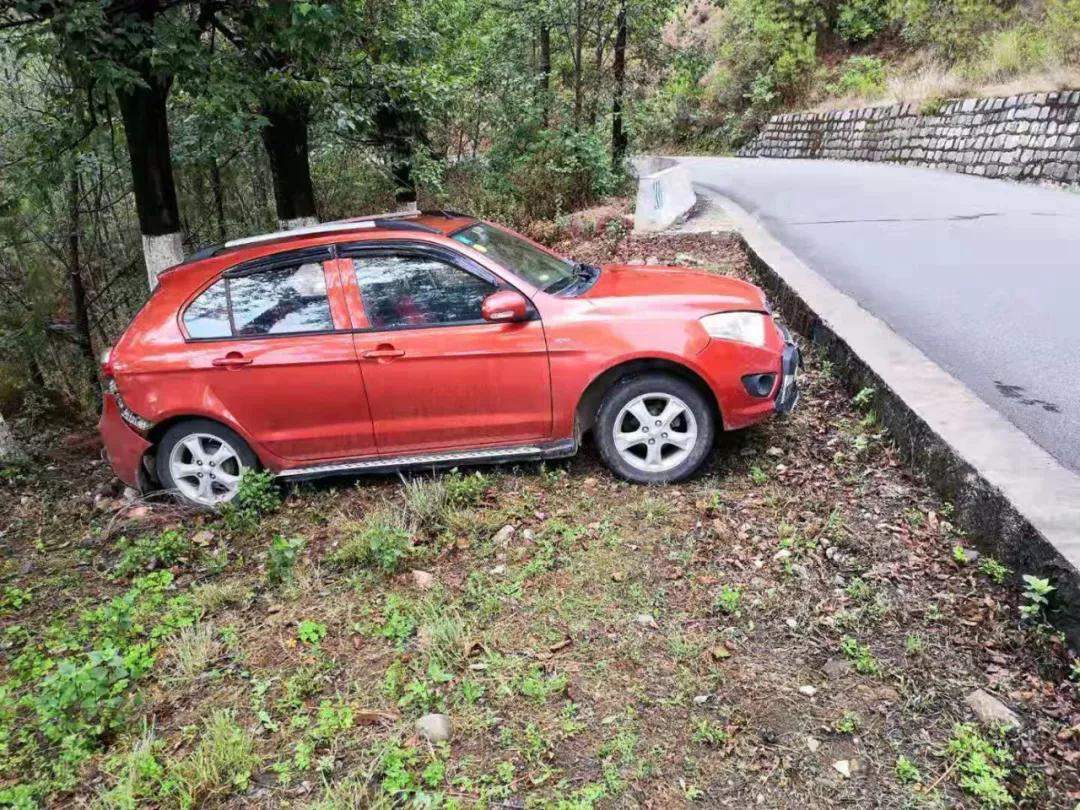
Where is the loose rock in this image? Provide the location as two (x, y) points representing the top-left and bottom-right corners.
(965, 689), (1021, 729)
(415, 713), (452, 743)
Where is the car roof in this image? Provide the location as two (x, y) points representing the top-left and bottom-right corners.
(160, 210), (478, 282)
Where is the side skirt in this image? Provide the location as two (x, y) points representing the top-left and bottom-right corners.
(275, 439), (578, 483)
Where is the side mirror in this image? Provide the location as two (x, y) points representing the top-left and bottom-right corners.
(481, 290), (530, 323)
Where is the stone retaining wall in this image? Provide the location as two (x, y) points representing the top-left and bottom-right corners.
(738, 90), (1080, 185)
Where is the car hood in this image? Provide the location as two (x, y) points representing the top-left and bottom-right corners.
(579, 263), (768, 313)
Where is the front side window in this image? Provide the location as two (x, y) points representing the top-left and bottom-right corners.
(182, 261), (334, 339)
(352, 254), (495, 329)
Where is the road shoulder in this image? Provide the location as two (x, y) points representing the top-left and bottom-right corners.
(693, 184), (1080, 643)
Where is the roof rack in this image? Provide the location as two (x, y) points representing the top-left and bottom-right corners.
(421, 208), (472, 219)
(224, 220), (377, 249)
(221, 215), (442, 250)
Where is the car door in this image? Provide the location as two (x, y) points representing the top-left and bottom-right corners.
(179, 247), (376, 463)
(339, 242), (552, 455)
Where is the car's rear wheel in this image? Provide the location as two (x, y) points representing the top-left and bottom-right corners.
(155, 419), (257, 507)
(595, 373), (715, 483)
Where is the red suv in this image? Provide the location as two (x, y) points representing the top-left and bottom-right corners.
(99, 211), (799, 507)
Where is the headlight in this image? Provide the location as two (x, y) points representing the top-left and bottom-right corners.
(700, 312), (768, 347)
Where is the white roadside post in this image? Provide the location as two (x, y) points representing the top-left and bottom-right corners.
(633, 164), (696, 233)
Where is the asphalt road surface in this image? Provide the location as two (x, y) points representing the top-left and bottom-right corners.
(677, 156), (1080, 473)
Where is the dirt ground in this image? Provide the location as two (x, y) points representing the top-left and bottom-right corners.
(1, 226), (1078, 808)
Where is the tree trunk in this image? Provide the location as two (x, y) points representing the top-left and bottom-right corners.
(375, 103), (421, 209)
(611, 0), (628, 168)
(115, 69), (183, 288)
(67, 171), (95, 368)
(573, 0), (584, 131)
(261, 97), (319, 229)
(0, 414), (25, 467)
(210, 158), (227, 242)
(539, 24), (552, 126)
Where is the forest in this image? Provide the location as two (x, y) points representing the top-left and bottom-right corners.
(1, 0), (1078, 426)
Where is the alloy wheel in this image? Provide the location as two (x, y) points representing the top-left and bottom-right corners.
(167, 433), (244, 506)
(612, 392), (698, 473)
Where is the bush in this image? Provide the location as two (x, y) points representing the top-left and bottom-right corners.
(332, 507), (413, 574)
(1046, 0), (1080, 63)
(826, 56), (888, 98)
(446, 126), (616, 226)
(266, 536), (305, 586)
(705, 0), (821, 141)
(889, 0), (1010, 60)
(220, 470), (280, 534)
(966, 23), (1052, 81)
(837, 0), (890, 42)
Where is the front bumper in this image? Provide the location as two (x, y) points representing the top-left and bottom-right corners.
(774, 340), (801, 414)
(98, 393), (152, 489)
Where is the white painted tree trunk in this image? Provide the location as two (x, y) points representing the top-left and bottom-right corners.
(0, 414), (24, 465)
(279, 216), (319, 231)
(142, 231), (185, 289)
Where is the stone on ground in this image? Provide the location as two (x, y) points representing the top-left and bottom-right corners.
(415, 713), (452, 743)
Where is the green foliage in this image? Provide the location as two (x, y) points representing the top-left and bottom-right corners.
(444, 470), (489, 508)
(714, 585), (743, 615)
(297, 620), (327, 647)
(895, 754), (922, 784)
(1046, 0), (1080, 59)
(979, 557), (1011, 584)
(113, 529), (191, 578)
(889, 0), (1009, 60)
(378, 594), (417, 649)
(837, 0), (890, 42)
(267, 536), (306, 586)
(0, 571), (194, 799)
(462, 126), (617, 224)
(691, 718), (730, 746)
(840, 635), (881, 675)
(966, 23), (1052, 82)
(221, 471), (281, 534)
(825, 56), (887, 98)
(333, 507), (414, 574)
(945, 723), (1014, 807)
(1019, 574), (1054, 621)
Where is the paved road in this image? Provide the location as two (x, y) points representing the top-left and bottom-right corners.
(677, 156), (1080, 473)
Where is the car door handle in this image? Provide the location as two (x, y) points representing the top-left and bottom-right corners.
(212, 352), (253, 368)
(362, 347), (406, 360)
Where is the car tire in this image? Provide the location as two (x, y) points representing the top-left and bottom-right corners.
(155, 419), (258, 508)
(594, 373), (715, 484)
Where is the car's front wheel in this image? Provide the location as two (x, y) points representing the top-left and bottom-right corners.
(594, 373), (715, 483)
(155, 419), (257, 507)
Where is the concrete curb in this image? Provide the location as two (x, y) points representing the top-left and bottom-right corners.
(697, 184), (1080, 644)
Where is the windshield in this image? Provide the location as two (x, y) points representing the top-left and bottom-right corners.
(452, 222), (576, 292)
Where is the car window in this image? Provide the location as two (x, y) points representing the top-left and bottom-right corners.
(351, 254), (496, 329)
(229, 262), (333, 336)
(183, 280), (231, 338)
(452, 222), (576, 292)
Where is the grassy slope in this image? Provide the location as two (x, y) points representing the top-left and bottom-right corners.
(1, 228), (1078, 808)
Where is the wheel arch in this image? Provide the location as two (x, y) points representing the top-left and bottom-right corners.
(574, 357), (723, 440)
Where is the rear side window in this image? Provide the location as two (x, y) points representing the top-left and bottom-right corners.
(184, 281), (230, 338)
(231, 263), (332, 336)
(351, 254), (495, 329)
(182, 261), (334, 339)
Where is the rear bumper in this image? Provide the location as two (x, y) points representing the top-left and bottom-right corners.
(97, 394), (152, 489)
